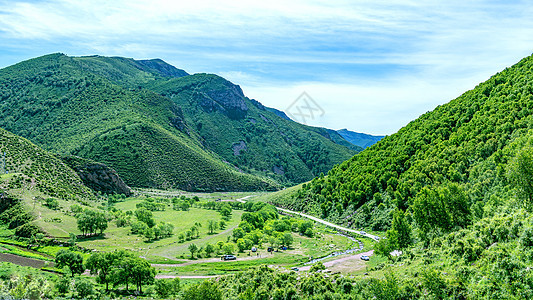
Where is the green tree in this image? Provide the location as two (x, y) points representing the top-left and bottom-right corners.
(233, 227), (245, 242)
(208, 220), (218, 234)
(55, 249), (84, 277)
(282, 232), (294, 248)
(388, 209), (411, 250)
(205, 243), (215, 257)
(183, 280), (222, 300)
(86, 251), (118, 291)
(135, 207), (155, 228)
(188, 243), (199, 259)
(509, 146), (533, 208)
(130, 258), (155, 294)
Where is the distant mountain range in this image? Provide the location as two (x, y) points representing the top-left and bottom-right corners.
(0, 53), (365, 191)
(336, 129), (384, 149)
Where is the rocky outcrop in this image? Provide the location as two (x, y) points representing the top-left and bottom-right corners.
(61, 155), (132, 196)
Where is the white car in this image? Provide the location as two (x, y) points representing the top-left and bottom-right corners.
(360, 255), (370, 261)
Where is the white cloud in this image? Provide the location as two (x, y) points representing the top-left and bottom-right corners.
(0, 0), (532, 134)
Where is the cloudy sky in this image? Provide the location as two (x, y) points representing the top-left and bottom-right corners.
(1, 0), (532, 135)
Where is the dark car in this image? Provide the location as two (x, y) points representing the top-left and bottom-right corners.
(221, 255), (237, 260)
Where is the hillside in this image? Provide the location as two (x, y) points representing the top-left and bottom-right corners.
(336, 128), (384, 148)
(271, 53), (533, 230)
(0, 127), (94, 202)
(0, 54), (356, 190)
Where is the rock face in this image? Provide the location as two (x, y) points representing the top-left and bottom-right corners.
(199, 82), (248, 119)
(232, 141), (247, 156)
(61, 155), (132, 196)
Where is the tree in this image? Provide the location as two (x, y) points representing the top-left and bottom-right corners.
(222, 243), (235, 254)
(55, 249), (84, 277)
(509, 146), (533, 208)
(184, 280), (222, 300)
(130, 258), (155, 294)
(135, 207), (155, 228)
(388, 209), (411, 250)
(86, 251), (118, 291)
(282, 232), (294, 248)
(188, 243), (198, 259)
(208, 220), (218, 234)
(233, 227), (245, 242)
(220, 204), (232, 220)
(76, 209), (108, 236)
(205, 243), (215, 257)
(219, 220), (227, 229)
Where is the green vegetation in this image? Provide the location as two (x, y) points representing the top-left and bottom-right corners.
(0, 53), (356, 191)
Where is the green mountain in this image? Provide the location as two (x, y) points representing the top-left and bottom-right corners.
(272, 53), (533, 229)
(336, 128), (384, 148)
(0, 127), (95, 202)
(0, 53), (356, 191)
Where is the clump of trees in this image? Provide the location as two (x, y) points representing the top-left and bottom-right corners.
(86, 249), (156, 294)
(75, 209), (108, 236)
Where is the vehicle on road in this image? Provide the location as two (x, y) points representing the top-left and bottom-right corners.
(360, 255), (370, 261)
(291, 267), (299, 271)
(221, 255), (237, 261)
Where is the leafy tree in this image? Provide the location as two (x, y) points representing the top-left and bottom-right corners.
(130, 258), (155, 294)
(509, 146), (533, 209)
(184, 280), (223, 300)
(387, 209), (411, 250)
(205, 243), (215, 257)
(76, 209), (108, 236)
(208, 220), (218, 234)
(55, 249), (84, 277)
(233, 227), (245, 242)
(75, 279), (94, 298)
(310, 262), (326, 272)
(282, 232), (294, 248)
(188, 243), (198, 259)
(219, 220), (227, 229)
(86, 251), (118, 291)
(135, 207), (155, 228)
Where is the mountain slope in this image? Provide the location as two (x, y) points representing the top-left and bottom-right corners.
(144, 73), (358, 183)
(0, 127), (95, 202)
(0, 53), (356, 190)
(0, 53), (276, 191)
(272, 53), (533, 229)
(336, 128), (384, 148)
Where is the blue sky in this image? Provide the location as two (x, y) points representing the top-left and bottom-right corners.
(1, 0), (532, 135)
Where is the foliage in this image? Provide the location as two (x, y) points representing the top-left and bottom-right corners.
(55, 249), (84, 277)
(0, 54), (356, 191)
(76, 209), (108, 236)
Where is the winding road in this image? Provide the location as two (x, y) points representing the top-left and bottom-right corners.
(275, 207), (381, 241)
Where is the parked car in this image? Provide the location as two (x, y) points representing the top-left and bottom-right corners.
(291, 267), (299, 272)
(221, 255), (237, 261)
(251, 247), (257, 252)
(267, 247), (274, 252)
(360, 255), (370, 261)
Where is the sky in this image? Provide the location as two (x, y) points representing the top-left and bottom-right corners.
(0, 0), (532, 135)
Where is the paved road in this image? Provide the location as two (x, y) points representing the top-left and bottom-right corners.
(275, 207), (381, 241)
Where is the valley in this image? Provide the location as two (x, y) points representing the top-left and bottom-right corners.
(0, 52), (532, 299)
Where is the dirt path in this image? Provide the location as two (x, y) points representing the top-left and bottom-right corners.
(298, 250), (374, 272)
(275, 207), (381, 241)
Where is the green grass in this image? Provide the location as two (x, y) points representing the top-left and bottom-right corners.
(77, 197), (244, 260)
(156, 254), (307, 276)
